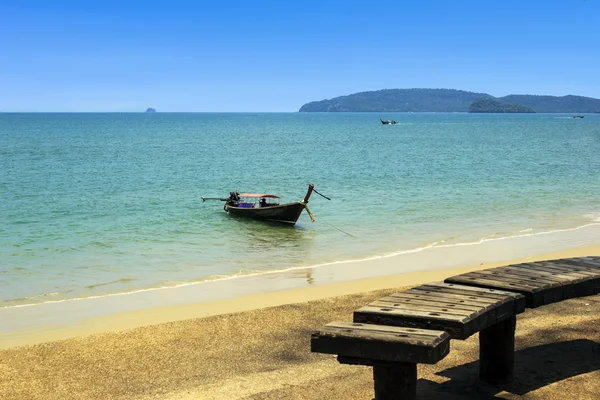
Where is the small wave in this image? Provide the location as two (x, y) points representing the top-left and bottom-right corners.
(479, 232), (499, 240)
(432, 222), (600, 248)
(1, 290), (73, 304)
(584, 211), (600, 222)
(85, 277), (136, 290)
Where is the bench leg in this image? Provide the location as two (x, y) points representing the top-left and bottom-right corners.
(373, 363), (417, 400)
(479, 315), (516, 385)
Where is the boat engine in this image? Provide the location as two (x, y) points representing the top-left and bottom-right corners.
(228, 191), (240, 203)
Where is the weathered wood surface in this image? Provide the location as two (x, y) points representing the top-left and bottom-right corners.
(479, 316), (516, 385)
(445, 258), (600, 308)
(566, 256), (600, 268)
(479, 317), (517, 385)
(373, 363), (417, 400)
(311, 321), (450, 364)
(353, 282), (525, 339)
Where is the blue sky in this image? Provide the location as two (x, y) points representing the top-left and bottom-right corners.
(1, 0), (599, 112)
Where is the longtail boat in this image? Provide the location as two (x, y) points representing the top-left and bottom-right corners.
(202, 184), (320, 225)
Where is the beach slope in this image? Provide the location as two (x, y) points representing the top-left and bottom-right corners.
(1, 249), (599, 399)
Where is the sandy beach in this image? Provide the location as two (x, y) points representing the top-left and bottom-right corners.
(1, 245), (599, 399)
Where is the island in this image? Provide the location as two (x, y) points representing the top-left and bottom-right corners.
(298, 89), (600, 113)
(145, 108), (156, 113)
(468, 98), (535, 113)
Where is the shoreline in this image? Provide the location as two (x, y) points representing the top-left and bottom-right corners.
(2, 239), (600, 350)
(1, 246), (599, 400)
(4, 221), (599, 310)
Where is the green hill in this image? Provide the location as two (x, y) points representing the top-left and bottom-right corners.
(299, 89), (600, 113)
(498, 94), (600, 113)
(469, 98), (535, 113)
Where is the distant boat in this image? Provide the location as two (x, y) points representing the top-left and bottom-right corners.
(380, 119), (397, 125)
(573, 115), (584, 118)
(202, 184), (318, 225)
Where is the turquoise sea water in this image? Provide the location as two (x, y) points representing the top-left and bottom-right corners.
(1, 112), (600, 308)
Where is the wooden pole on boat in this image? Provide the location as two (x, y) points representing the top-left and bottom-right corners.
(201, 197), (228, 202)
(304, 184), (315, 203)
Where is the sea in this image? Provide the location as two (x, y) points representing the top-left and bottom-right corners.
(1, 112), (600, 311)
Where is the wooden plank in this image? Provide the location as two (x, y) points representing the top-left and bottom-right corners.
(368, 300), (477, 317)
(411, 283), (522, 322)
(354, 305), (469, 323)
(511, 261), (600, 299)
(473, 269), (564, 304)
(407, 287), (504, 305)
(583, 256), (600, 263)
(353, 304), (475, 339)
(560, 258), (600, 270)
(548, 262), (600, 296)
(494, 265), (585, 300)
(379, 293), (487, 312)
(523, 262), (598, 276)
(353, 280), (518, 341)
(389, 289), (499, 307)
(444, 273), (548, 308)
(475, 269), (563, 288)
(398, 290), (500, 311)
(570, 257), (600, 266)
(311, 321), (450, 364)
(446, 259), (600, 308)
(448, 271), (541, 290)
(420, 282), (526, 314)
(496, 265), (581, 282)
(542, 260), (600, 272)
(516, 265), (588, 297)
(390, 285), (520, 324)
(445, 271), (538, 290)
(317, 321), (446, 340)
(472, 269), (562, 306)
(540, 263), (598, 274)
(422, 282), (524, 302)
(582, 256), (600, 265)
(526, 262), (600, 277)
(541, 261), (600, 279)
(513, 263), (600, 299)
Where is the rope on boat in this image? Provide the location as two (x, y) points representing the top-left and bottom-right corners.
(309, 188), (355, 236)
(323, 219), (357, 238)
(314, 215), (357, 238)
(313, 188), (331, 200)
(304, 204), (315, 222)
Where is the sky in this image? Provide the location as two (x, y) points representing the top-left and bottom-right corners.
(1, 0), (599, 112)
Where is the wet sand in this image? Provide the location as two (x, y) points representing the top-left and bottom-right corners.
(1, 246), (599, 399)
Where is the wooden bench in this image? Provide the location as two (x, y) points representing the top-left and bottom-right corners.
(445, 257), (600, 308)
(311, 257), (600, 399)
(311, 322), (450, 400)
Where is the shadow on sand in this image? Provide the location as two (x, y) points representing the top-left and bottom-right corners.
(417, 339), (600, 399)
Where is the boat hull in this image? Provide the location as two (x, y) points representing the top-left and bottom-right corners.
(224, 202), (306, 224)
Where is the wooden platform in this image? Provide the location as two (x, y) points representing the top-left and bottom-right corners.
(353, 282), (525, 339)
(311, 321), (450, 365)
(445, 257), (600, 308)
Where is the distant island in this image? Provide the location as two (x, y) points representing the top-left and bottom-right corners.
(469, 98), (535, 113)
(145, 108), (156, 113)
(298, 89), (600, 113)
